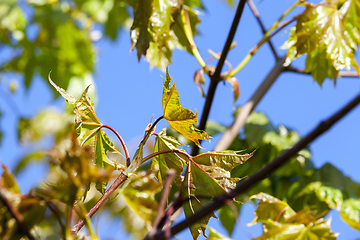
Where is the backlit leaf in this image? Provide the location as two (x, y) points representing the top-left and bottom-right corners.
(283, 2), (360, 85)
(1, 165), (20, 194)
(49, 77), (120, 190)
(183, 150), (251, 239)
(183, 160), (225, 239)
(151, 128), (186, 184)
(122, 171), (162, 230)
(130, 0), (153, 60)
(162, 68), (210, 147)
(250, 193), (338, 240)
(288, 163), (360, 230)
(193, 150), (253, 191)
(341, 198), (360, 230)
(207, 226), (233, 240)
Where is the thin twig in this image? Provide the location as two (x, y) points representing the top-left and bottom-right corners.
(248, 0), (278, 59)
(151, 92), (360, 240)
(149, 169), (177, 238)
(101, 124), (131, 167)
(215, 57), (286, 151)
(285, 66), (360, 78)
(0, 189), (36, 240)
(141, 116), (164, 144)
(70, 171), (128, 234)
(192, 0), (248, 156)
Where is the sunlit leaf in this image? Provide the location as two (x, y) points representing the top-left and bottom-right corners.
(341, 198), (360, 230)
(249, 193), (296, 225)
(207, 226), (233, 240)
(151, 128), (186, 184)
(162, 68), (210, 147)
(1, 165), (20, 194)
(122, 171), (162, 229)
(193, 150), (253, 191)
(130, 0), (153, 60)
(183, 150), (251, 239)
(283, 2), (360, 85)
(49, 78), (120, 191)
(288, 163), (360, 230)
(250, 193), (338, 239)
(183, 160), (225, 240)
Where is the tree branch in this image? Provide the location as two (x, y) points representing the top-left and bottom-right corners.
(285, 66), (360, 78)
(191, 0), (248, 156)
(215, 57), (286, 151)
(101, 124), (131, 167)
(248, 0), (278, 59)
(0, 189), (36, 240)
(148, 169), (177, 238)
(151, 92), (360, 240)
(70, 171), (128, 234)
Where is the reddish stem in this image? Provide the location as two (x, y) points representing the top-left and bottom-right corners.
(101, 124), (131, 167)
(70, 171), (128, 234)
(141, 116), (164, 144)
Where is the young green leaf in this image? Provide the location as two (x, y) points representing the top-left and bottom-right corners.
(283, 2), (360, 85)
(250, 193), (338, 240)
(183, 160), (225, 240)
(287, 163), (360, 230)
(122, 171), (162, 230)
(162, 68), (210, 147)
(49, 76), (120, 188)
(183, 150), (252, 239)
(193, 150), (253, 191)
(207, 226), (233, 240)
(151, 129), (186, 184)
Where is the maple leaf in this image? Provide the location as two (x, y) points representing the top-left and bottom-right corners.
(184, 150), (253, 239)
(151, 128), (186, 185)
(283, 2), (360, 85)
(49, 75), (120, 193)
(162, 68), (210, 147)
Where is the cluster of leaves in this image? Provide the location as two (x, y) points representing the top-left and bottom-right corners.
(207, 109), (360, 237)
(13, 68), (250, 239)
(283, 0), (360, 84)
(2, 0), (360, 239)
(249, 193), (338, 239)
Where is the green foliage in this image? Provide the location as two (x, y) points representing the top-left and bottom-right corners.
(152, 128), (186, 184)
(163, 68), (210, 147)
(249, 193), (338, 239)
(1, 0), (360, 239)
(283, 1), (360, 84)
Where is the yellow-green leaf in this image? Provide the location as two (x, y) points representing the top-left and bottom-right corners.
(283, 2), (360, 85)
(151, 128), (186, 184)
(49, 77), (119, 191)
(162, 68), (210, 147)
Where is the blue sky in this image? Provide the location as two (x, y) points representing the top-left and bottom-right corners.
(1, 0), (360, 239)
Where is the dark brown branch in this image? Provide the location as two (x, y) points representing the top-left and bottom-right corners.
(248, 0), (278, 59)
(192, 0), (248, 156)
(0, 189), (36, 240)
(285, 66), (360, 78)
(70, 171), (128, 234)
(151, 92), (360, 240)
